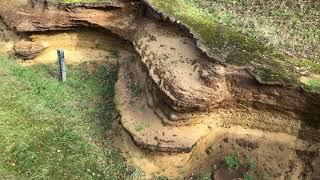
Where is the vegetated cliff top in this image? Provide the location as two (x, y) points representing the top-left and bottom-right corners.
(148, 0), (320, 90)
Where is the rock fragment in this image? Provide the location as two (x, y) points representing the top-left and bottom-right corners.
(14, 41), (45, 60)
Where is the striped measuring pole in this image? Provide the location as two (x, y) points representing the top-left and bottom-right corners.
(57, 49), (66, 82)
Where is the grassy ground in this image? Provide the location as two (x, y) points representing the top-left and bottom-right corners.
(149, 0), (320, 87)
(0, 56), (135, 179)
(194, 0), (320, 61)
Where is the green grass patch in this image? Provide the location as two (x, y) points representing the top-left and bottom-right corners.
(223, 152), (259, 180)
(224, 153), (240, 169)
(305, 79), (320, 90)
(193, 171), (211, 180)
(156, 175), (169, 180)
(129, 83), (144, 97)
(149, 0), (320, 84)
(134, 123), (145, 132)
(191, 0), (320, 61)
(0, 56), (134, 179)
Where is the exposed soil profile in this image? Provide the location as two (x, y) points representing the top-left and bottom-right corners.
(0, 0), (319, 179)
(112, 120), (320, 179)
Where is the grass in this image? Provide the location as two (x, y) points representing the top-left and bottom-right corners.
(0, 56), (135, 179)
(223, 152), (259, 180)
(305, 79), (320, 90)
(125, 74), (144, 97)
(194, 172), (211, 180)
(156, 175), (169, 180)
(148, 0), (320, 85)
(244, 173), (254, 180)
(193, 0), (320, 61)
(224, 152), (240, 169)
(129, 83), (144, 97)
(134, 123), (145, 132)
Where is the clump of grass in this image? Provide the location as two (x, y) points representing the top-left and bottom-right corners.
(124, 72), (144, 98)
(135, 123), (145, 132)
(125, 74), (144, 97)
(156, 175), (169, 180)
(130, 83), (144, 97)
(223, 152), (259, 179)
(224, 152), (240, 169)
(194, 171), (211, 180)
(244, 173), (254, 180)
(0, 56), (134, 179)
(305, 79), (320, 90)
(129, 167), (145, 180)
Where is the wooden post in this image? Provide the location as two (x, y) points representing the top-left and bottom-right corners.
(57, 49), (66, 82)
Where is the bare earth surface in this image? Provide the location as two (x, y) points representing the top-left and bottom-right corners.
(113, 120), (320, 179)
(28, 30), (132, 65)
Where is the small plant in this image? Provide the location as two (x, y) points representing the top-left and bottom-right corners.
(135, 123), (145, 132)
(245, 154), (257, 170)
(156, 175), (169, 180)
(224, 153), (240, 169)
(129, 168), (144, 180)
(305, 79), (320, 90)
(195, 171), (211, 180)
(223, 153), (260, 179)
(125, 74), (144, 98)
(248, 159), (257, 170)
(130, 83), (144, 97)
(244, 173), (254, 180)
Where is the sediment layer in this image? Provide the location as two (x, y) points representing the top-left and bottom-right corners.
(0, 0), (137, 41)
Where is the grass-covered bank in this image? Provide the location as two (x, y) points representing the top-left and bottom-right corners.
(0, 57), (134, 179)
(149, 0), (320, 86)
(190, 0), (319, 61)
